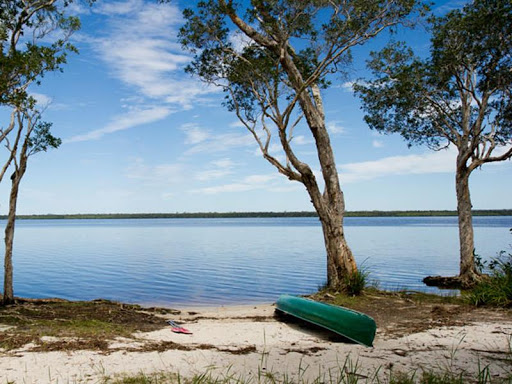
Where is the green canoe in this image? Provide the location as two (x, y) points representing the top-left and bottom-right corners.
(275, 294), (376, 347)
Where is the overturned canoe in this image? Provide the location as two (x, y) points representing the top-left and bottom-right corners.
(275, 294), (376, 347)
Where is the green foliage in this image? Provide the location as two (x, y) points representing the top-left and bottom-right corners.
(103, 371), (177, 384)
(355, 0), (512, 151)
(0, 1), (91, 108)
(179, 0), (425, 135)
(467, 250), (512, 307)
(27, 120), (62, 155)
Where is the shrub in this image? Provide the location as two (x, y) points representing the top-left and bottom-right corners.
(467, 250), (512, 307)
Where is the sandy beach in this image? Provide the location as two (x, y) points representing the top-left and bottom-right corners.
(1, 301), (511, 383)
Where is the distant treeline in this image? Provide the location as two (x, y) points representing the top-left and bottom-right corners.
(1, 209), (511, 220)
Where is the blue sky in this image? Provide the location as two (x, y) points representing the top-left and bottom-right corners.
(0, 0), (510, 215)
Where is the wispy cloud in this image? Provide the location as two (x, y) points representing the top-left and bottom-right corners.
(30, 92), (52, 107)
(178, 122), (255, 153)
(29, 92), (72, 111)
(340, 81), (355, 92)
(186, 131), (256, 154)
(228, 30), (254, 52)
(93, 2), (211, 108)
(195, 158), (235, 181)
(192, 174), (298, 194)
(372, 140), (384, 148)
(180, 123), (210, 145)
(293, 135), (314, 145)
(125, 157), (186, 185)
(94, 0), (142, 15)
(66, 106), (172, 143)
(327, 121), (346, 135)
(229, 120), (246, 128)
(72, 1), (215, 142)
(340, 148), (457, 184)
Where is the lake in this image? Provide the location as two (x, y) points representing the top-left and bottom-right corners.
(2, 216), (512, 307)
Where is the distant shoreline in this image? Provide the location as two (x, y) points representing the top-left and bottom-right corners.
(2, 209), (511, 220)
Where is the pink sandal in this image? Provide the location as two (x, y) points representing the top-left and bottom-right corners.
(167, 320), (192, 334)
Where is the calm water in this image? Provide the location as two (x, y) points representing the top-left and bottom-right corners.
(2, 216), (511, 307)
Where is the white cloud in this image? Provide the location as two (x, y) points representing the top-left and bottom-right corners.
(29, 92), (53, 107)
(228, 30), (254, 52)
(186, 132), (256, 154)
(126, 157), (185, 185)
(229, 120), (246, 128)
(66, 106), (172, 143)
(293, 135), (314, 145)
(372, 140), (384, 148)
(73, 1), (217, 143)
(340, 148), (457, 184)
(65, 2), (92, 15)
(93, 2), (209, 109)
(340, 81), (355, 92)
(195, 158), (235, 181)
(195, 169), (232, 181)
(327, 121), (346, 135)
(94, 0), (143, 16)
(180, 123), (210, 144)
(212, 158), (235, 168)
(192, 174), (281, 194)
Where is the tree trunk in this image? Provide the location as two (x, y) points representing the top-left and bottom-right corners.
(320, 209), (357, 288)
(300, 144), (357, 289)
(3, 173), (21, 305)
(455, 164), (480, 288)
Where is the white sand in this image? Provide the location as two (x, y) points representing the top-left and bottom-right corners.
(1, 304), (511, 383)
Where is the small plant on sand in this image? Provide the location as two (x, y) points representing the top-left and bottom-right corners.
(103, 371), (178, 383)
(467, 249), (512, 307)
(342, 267), (370, 296)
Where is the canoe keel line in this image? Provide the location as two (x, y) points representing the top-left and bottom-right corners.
(275, 294), (376, 347)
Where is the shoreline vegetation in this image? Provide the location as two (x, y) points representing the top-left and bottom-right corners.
(1, 209), (511, 220)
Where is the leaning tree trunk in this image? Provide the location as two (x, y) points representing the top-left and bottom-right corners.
(455, 163), (480, 288)
(3, 173), (21, 305)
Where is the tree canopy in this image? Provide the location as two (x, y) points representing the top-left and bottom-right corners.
(0, 1), (89, 108)
(355, 0), (512, 163)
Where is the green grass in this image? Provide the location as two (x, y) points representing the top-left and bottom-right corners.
(103, 372), (178, 383)
(100, 364), (512, 384)
(466, 251), (512, 307)
(0, 299), (166, 351)
(342, 268), (370, 296)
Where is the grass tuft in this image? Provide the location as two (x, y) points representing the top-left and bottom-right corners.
(342, 268), (369, 296)
(466, 250), (512, 307)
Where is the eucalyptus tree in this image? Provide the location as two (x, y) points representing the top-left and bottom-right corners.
(3, 107), (61, 304)
(355, 0), (512, 288)
(176, 0), (425, 289)
(0, 0), (90, 304)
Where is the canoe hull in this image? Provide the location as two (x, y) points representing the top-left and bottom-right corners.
(275, 294), (376, 347)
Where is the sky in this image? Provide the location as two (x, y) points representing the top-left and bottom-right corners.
(0, 0), (510, 215)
